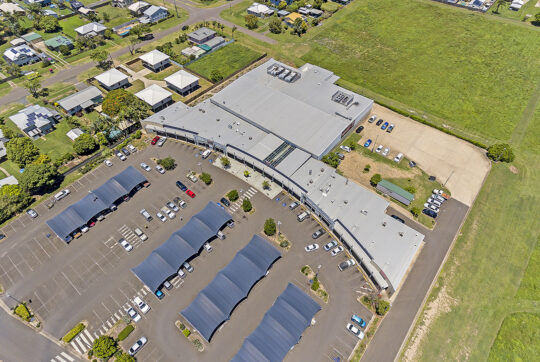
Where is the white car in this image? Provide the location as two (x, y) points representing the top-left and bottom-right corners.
(140, 162), (151, 172)
(375, 145), (383, 153)
(156, 165), (165, 174)
(127, 307), (141, 322)
(166, 201), (179, 212)
(127, 144), (137, 153)
(382, 147), (390, 156)
(203, 242), (213, 253)
(119, 238), (133, 251)
(424, 203), (440, 213)
(305, 243), (319, 252)
(129, 336), (147, 356)
(427, 198), (442, 207)
(133, 296), (150, 314)
(161, 206), (175, 219)
(81, 225), (89, 233)
(324, 240), (338, 251)
(331, 246), (344, 256)
(134, 228), (148, 241)
(368, 115), (377, 123)
(156, 212), (167, 222)
(186, 173), (198, 182)
(346, 323), (364, 339)
(116, 152), (126, 161)
(104, 160), (113, 167)
(26, 209), (38, 218)
(156, 137), (167, 147)
(393, 153), (404, 163)
(340, 145), (351, 153)
(54, 189), (70, 201)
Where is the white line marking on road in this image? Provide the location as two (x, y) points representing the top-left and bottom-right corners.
(35, 238), (51, 258)
(61, 352), (74, 361)
(79, 332), (90, 346)
(61, 271), (81, 296)
(106, 320), (112, 329)
(55, 355), (67, 362)
(69, 340), (82, 354)
(84, 329), (95, 342)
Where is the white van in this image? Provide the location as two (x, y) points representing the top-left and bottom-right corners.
(393, 153), (404, 163)
(201, 149), (212, 159)
(297, 211), (309, 222)
(217, 230), (226, 240)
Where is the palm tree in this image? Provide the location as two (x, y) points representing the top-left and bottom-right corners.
(493, 0), (508, 13)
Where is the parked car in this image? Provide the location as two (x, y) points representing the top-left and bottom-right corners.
(203, 242), (213, 253)
(391, 215), (405, 224)
(381, 122), (389, 130)
(186, 190), (196, 198)
(382, 148), (390, 156)
(424, 203), (440, 213)
(54, 189), (70, 201)
(220, 197), (231, 207)
(337, 152), (345, 160)
(186, 173), (198, 182)
(141, 33), (153, 40)
(227, 220), (235, 229)
(177, 269), (186, 278)
(156, 212), (167, 222)
(121, 148), (130, 156)
(289, 201), (299, 210)
(355, 125), (364, 133)
(155, 289), (164, 299)
(312, 228), (325, 239)
(305, 243), (319, 252)
(368, 115), (377, 123)
(340, 145), (351, 153)
(331, 246), (344, 256)
(151, 136), (160, 145)
(351, 314), (367, 328)
(80, 225), (89, 233)
(431, 194), (445, 203)
(217, 230), (226, 240)
(26, 209), (38, 218)
(364, 139), (372, 148)
(163, 280), (172, 290)
(376, 119), (384, 126)
(346, 323), (364, 339)
(140, 208), (153, 221)
(338, 259), (356, 271)
(297, 211), (309, 222)
(375, 145), (383, 153)
(161, 207), (175, 219)
(167, 201), (179, 212)
(156, 165), (165, 174)
(134, 228), (148, 241)
(427, 198), (442, 207)
(324, 240), (338, 251)
(156, 136), (167, 147)
(409, 160), (417, 167)
(128, 336), (147, 356)
(0, 233), (5, 240)
(133, 296), (150, 314)
(394, 153), (404, 163)
(387, 124), (394, 133)
(116, 152), (126, 161)
(201, 149), (212, 159)
(176, 181), (187, 191)
(422, 208), (437, 218)
(140, 162), (151, 172)
(127, 307), (141, 323)
(119, 238), (133, 251)
(182, 25), (189, 31)
(104, 159), (113, 167)
(174, 197), (187, 208)
(183, 261), (193, 273)
(127, 144), (137, 153)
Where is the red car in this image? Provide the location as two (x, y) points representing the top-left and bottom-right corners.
(88, 221), (96, 227)
(186, 190), (196, 198)
(151, 136), (160, 145)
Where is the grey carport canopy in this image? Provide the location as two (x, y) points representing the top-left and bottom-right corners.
(46, 166), (147, 241)
(181, 235), (281, 341)
(132, 202), (232, 293)
(231, 283), (321, 362)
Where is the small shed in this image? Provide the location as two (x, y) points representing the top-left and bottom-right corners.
(66, 128), (84, 141)
(21, 32), (42, 44)
(10, 38), (26, 47)
(376, 179), (415, 206)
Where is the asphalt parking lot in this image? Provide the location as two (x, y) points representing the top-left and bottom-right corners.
(0, 139), (373, 361)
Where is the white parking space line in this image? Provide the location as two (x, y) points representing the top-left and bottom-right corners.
(35, 238), (51, 258)
(60, 352), (75, 361)
(61, 271), (81, 296)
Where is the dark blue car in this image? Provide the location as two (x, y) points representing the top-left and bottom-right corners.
(422, 208), (437, 218)
(381, 122), (389, 130)
(176, 181), (187, 192)
(351, 314), (366, 328)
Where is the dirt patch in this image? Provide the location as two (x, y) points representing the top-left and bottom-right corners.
(509, 165), (518, 174)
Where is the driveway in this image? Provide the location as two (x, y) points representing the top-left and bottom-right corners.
(360, 104), (490, 206)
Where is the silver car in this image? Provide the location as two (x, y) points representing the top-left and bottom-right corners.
(129, 336), (147, 356)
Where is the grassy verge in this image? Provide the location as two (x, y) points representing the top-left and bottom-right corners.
(488, 313), (540, 361)
(145, 64), (181, 81)
(62, 323), (85, 343)
(515, 237), (540, 301)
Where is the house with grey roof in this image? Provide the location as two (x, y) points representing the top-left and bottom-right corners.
(0, 129), (6, 160)
(0, 2), (25, 14)
(58, 86), (103, 115)
(139, 49), (170, 72)
(202, 36), (225, 50)
(75, 22), (107, 37)
(135, 84), (173, 112)
(139, 5), (168, 23)
(9, 105), (61, 139)
(188, 27), (216, 44)
(3, 45), (40, 66)
(165, 70), (199, 96)
(95, 68), (130, 91)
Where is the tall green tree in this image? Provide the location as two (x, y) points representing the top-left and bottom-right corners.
(90, 49), (109, 69)
(6, 138), (40, 167)
(73, 134), (98, 155)
(19, 164), (59, 194)
(245, 14), (258, 29)
(91, 336), (117, 359)
(23, 78), (42, 98)
(269, 17), (282, 34)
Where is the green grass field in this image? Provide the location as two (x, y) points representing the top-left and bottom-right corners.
(488, 313), (540, 361)
(33, 121), (74, 160)
(187, 43), (262, 81)
(96, 5), (134, 28)
(145, 64), (181, 81)
(220, 0), (271, 33)
(515, 237), (540, 301)
(59, 16), (89, 39)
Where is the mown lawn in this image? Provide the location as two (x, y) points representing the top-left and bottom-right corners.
(220, 0), (271, 33)
(187, 43), (262, 81)
(488, 313), (540, 362)
(296, 0), (540, 141)
(145, 64), (181, 81)
(59, 16), (89, 39)
(515, 239), (540, 300)
(33, 121), (74, 160)
(96, 5), (134, 28)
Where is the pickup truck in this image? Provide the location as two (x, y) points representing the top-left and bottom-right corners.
(186, 172), (198, 183)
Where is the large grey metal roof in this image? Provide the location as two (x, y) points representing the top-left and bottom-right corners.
(58, 86), (102, 111)
(181, 235), (280, 341)
(46, 166), (146, 241)
(232, 283), (321, 362)
(132, 202), (232, 292)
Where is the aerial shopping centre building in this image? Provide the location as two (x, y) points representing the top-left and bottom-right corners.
(141, 59), (425, 293)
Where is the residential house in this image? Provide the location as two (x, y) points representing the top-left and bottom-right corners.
(74, 22), (107, 37)
(0, 129), (6, 161)
(135, 84), (173, 112)
(95, 68), (130, 91)
(283, 12), (305, 27)
(0, 3), (25, 14)
(277, 9), (290, 17)
(128, 1), (150, 15)
(139, 5), (168, 23)
(270, 0), (293, 5)
(9, 105), (61, 139)
(10, 38), (26, 47)
(24, 0), (52, 6)
(139, 50), (170, 72)
(247, 3), (274, 17)
(0, 176), (19, 187)
(44, 36), (74, 51)
(66, 128), (84, 141)
(3, 45), (41, 66)
(181, 46), (205, 59)
(58, 86), (103, 115)
(188, 27), (216, 44)
(79, 7), (96, 16)
(202, 36), (225, 50)
(298, 6), (309, 15)
(21, 32), (42, 44)
(309, 8), (323, 17)
(111, 0), (134, 7)
(165, 70), (199, 96)
(43, 9), (58, 18)
(70, 0), (84, 11)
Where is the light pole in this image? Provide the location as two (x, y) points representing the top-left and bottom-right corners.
(198, 162), (202, 174)
(316, 264), (321, 278)
(277, 220), (281, 235)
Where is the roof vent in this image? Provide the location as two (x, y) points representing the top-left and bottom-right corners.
(228, 124), (232, 129)
(309, 169), (312, 175)
(309, 179), (313, 184)
(382, 222), (386, 227)
(361, 210), (368, 215)
(160, 116), (165, 120)
(320, 168), (324, 172)
(344, 200), (348, 204)
(216, 118), (220, 122)
(249, 136), (252, 140)
(399, 232), (404, 237)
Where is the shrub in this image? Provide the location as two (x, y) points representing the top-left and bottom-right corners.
(262, 180), (270, 190)
(487, 143), (515, 163)
(242, 198), (252, 212)
(405, 186), (416, 194)
(301, 266), (309, 274)
(220, 156), (230, 168)
(62, 323), (85, 343)
(92, 336), (117, 359)
(6, 137), (40, 167)
(179, 323), (185, 331)
(245, 14), (258, 29)
(157, 157), (175, 170)
(376, 300), (390, 316)
(322, 152), (340, 168)
(346, 140), (357, 150)
(133, 130), (142, 139)
(192, 339), (203, 350)
(200, 172), (212, 185)
(182, 329), (191, 337)
(370, 174), (382, 186)
(279, 240), (289, 248)
(264, 218), (276, 236)
(363, 164), (371, 173)
(14, 303), (31, 321)
(411, 207), (420, 217)
(87, 350), (93, 357)
(227, 189), (239, 201)
(210, 69), (223, 82)
(115, 352), (135, 362)
(117, 324), (134, 341)
(243, 170), (250, 178)
(311, 276), (320, 291)
(73, 134), (98, 155)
